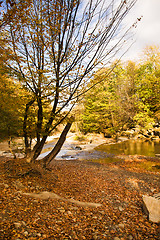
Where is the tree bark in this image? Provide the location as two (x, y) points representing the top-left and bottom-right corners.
(23, 99), (35, 155)
(42, 122), (72, 168)
(36, 96), (43, 144)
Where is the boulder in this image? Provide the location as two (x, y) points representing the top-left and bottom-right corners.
(153, 130), (160, 137)
(142, 194), (160, 223)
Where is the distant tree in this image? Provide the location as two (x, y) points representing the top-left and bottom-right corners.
(81, 61), (138, 136)
(134, 46), (160, 127)
(2, 0), (137, 166)
(81, 46), (160, 135)
(0, 73), (24, 140)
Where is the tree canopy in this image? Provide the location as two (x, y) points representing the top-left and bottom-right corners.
(80, 46), (160, 136)
(0, 0), (138, 165)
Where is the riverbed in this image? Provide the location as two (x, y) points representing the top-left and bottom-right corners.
(38, 134), (160, 163)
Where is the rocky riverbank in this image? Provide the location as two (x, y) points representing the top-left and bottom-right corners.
(119, 123), (160, 141)
(0, 125), (160, 160)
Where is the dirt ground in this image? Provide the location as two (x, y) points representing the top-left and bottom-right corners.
(0, 154), (159, 240)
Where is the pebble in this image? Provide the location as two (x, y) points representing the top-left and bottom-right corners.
(114, 237), (120, 240)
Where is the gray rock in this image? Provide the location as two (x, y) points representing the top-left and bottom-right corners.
(142, 194), (160, 223)
(75, 146), (82, 150)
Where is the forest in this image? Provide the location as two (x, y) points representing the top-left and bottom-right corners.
(0, 1), (160, 239)
(80, 46), (160, 137)
(1, 45), (160, 142)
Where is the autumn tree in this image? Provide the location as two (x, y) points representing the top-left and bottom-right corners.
(2, 0), (137, 166)
(134, 46), (160, 127)
(0, 73), (24, 140)
(81, 61), (138, 136)
(81, 46), (160, 135)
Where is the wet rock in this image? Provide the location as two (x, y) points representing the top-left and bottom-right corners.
(142, 194), (160, 223)
(61, 155), (78, 160)
(75, 146), (82, 150)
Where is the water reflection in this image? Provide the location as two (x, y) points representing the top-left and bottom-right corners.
(95, 140), (160, 157)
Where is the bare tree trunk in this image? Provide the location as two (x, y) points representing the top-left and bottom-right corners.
(36, 96), (43, 144)
(42, 122), (72, 168)
(29, 135), (47, 163)
(23, 99), (35, 155)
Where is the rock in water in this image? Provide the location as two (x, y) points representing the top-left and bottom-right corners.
(142, 194), (160, 223)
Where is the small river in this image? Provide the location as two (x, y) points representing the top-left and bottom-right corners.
(39, 139), (160, 162)
(95, 139), (160, 157)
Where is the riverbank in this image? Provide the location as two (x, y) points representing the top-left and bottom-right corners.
(0, 133), (111, 159)
(0, 156), (159, 239)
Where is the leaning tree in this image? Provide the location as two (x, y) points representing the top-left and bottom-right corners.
(1, 0), (138, 167)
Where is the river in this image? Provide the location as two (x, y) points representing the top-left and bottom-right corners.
(38, 138), (160, 162)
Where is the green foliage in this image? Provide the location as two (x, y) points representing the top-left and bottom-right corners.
(80, 46), (160, 135)
(0, 73), (25, 139)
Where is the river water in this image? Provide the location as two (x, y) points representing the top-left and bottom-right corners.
(38, 138), (160, 161)
(95, 140), (160, 157)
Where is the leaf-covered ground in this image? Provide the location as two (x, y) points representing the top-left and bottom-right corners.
(0, 156), (159, 240)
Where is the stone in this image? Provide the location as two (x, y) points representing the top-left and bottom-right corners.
(114, 237), (120, 240)
(142, 194), (160, 223)
(75, 146), (82, 150)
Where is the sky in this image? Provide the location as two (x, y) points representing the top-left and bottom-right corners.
(123, 0), (160, 61)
